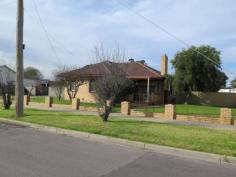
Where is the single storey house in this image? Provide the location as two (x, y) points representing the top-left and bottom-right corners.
(0, 65), (49, 96)
(62, 55), (168, 105)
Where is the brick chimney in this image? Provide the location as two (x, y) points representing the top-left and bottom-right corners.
(161, 54), (168, 76)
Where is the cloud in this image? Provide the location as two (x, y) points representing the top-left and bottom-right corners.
(0, 0), (235, 79)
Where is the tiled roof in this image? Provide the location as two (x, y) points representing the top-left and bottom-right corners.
(61, 61), (163, 80)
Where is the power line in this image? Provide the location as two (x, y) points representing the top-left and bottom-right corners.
(31, 0), (62, 63)
(116, 1), (236, 77)
(24, 9), (74, 58)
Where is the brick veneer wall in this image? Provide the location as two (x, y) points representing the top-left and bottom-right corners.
(72, 98), (80, 110)
(79, 106), (97, 112)
(121, 102), (130, 115)
(153, 113), (165, 118)
(130, 110), (153, 117)
(176, 115), (220, 124)
(24, 95), (30, 106)
(165, 104), (176, 120)
(51, 104), (72, 109)
(129, 103), (234, 126)
(220, 108), (232, 125)
(45, 96), (53, 108)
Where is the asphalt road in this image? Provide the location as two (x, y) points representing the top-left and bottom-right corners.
(0, 122), (235, 177)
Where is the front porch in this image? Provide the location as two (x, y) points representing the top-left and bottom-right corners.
(127, 78), (164, 105)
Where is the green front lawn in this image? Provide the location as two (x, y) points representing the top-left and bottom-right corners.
(134, 106), (165, 113)
(1, 108), (236, 156)
(30, 96), (45, 103)
(175, 104), (220, 117)
(30, 96), (71, 105)
(79, 102), (120, 113)
(135, 104), (228, 117)
(233, 109), (236, 119)
(53, 98), (71, 105)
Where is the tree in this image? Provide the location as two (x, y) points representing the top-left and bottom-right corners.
(51, 67), (66, 100)
(172, 45), (228, 94)
(56, 66), (84, 101)
(0, 69), (14, 109)
(92, 45), (133, 122)
(164, 74), (174, 93)
(24, 67), (43, 80)
(93, 75), (132, 122)
(231, 78), (236, 88)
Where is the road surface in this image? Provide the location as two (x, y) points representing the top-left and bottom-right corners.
(0, 122), (235, 177)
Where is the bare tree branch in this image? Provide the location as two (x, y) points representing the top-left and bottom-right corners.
(92, 44), (133, 122)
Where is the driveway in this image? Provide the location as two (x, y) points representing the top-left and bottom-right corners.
(0, 122), (235, 177)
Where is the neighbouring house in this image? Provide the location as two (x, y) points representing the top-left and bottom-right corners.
(61, 55), (168, 105)
(0, 65), (15, 84)
(218, 88), (236, 93)
(24, 79), (50, 96)
(0, 65), (15, 95)
(48, 81), (65, 99)
(0, 65), (50, 96)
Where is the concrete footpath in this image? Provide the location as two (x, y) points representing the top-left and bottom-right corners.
(26, 105), (236, 131)
(0, 117), (236, 166)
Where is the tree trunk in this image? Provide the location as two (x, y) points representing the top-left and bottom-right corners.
(100, 105), (112, 122)
(2, 93), (12, 109)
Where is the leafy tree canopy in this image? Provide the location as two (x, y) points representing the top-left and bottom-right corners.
(231, 78), (236, 88)
(172, 45), (228, 93)
(24, 67), (43, 80)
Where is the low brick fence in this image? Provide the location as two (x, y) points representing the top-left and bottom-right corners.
(79, 106), (97, 112)
(121, 102), (235, 126)
(176, 115), (220, 124)
(24, 96), (96, 111)
(130, 110), (154, 117)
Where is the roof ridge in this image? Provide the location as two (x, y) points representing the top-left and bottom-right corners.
(102, 61), (112, 74)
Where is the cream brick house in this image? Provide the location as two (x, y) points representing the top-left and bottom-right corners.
(62, 55), (168, 105)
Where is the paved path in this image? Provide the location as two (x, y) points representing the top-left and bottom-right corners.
(26, 105), (236, 131)
(0, 122), (235, 177)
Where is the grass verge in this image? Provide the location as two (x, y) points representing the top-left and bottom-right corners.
(0, 108), (236, 156)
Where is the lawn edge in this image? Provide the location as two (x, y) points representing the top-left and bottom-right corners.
(0, 117), (236, 165)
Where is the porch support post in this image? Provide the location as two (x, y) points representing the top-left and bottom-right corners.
(147, 77), (150, 103)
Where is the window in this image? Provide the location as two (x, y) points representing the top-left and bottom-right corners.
(89, 80), (96, 93)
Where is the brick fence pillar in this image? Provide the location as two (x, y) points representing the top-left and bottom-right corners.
(72, 98), (80, 110)
(45, 96), (53, 108)
(24, 95), (30, 106)
(165, 104), (176, 120)
(121, 101), (130, 115)
(220, 108), (232, 125)
(106, 100), (112, 107)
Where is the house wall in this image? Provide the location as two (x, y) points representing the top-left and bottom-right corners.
(64, 79), (165, 105)
(64, 81), (96, 103)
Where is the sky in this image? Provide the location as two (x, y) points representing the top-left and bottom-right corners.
(0, 0), (235, 82)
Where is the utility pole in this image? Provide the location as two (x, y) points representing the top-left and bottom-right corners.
(16, 0), (24, 118)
